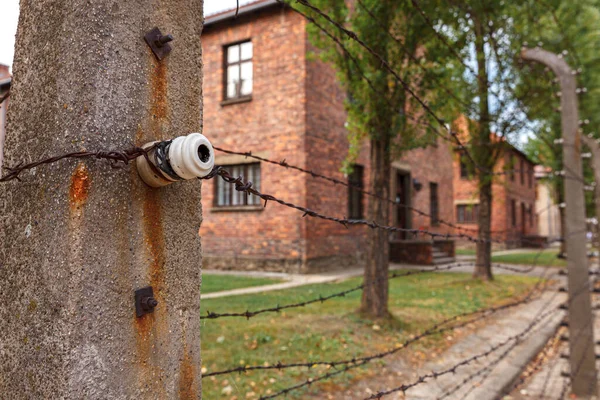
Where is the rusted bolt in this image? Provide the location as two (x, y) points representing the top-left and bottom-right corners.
(156, 34), (173, 48)
(144, 27), (173, 60)
(142, 296), (158, 311)
(135, 286), (158, 317)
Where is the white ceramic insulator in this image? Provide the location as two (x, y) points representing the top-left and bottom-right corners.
(168, 133), (215, 180)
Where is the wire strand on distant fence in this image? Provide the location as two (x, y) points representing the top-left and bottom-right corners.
(246, 233), (566, 399)
(362, 261), (566, 400)
(278, 0), (491, 175)
(202, 165), (562, 246)
(213, 145), (513, 237)
(363, 307), (561, 399)
(201, 263), (469, 321)
(204, 268), (557, 380)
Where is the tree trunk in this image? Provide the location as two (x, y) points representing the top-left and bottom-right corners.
(475, 182), (493, 279)
(361, 137), (391, 318)
(0, 1), (204, 398)
(473, 15), (494, 280)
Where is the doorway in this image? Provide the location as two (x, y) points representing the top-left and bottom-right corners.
(395, 170), (411, 240)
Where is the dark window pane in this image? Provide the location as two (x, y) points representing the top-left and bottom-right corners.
(430, 183), (439, 225)
(215, 163), (261, 207)
(348, 165), (364, 219)
(457, 204), (479, 223)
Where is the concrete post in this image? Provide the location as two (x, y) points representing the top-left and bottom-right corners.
(522, 48), (598, 398)
(0, 1), (204, 398)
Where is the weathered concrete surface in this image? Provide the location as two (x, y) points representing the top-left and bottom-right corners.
(0, 0), (204, 398)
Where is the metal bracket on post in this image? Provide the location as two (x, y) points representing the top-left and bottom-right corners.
(144, 27), (173, 60)
(135, 286), (158, 317)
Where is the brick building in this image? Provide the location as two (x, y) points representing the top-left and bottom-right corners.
(200, 1), (456, 273)
(0, 64), (10, 171)
(535, 165), (562, 240)
(453, 136), (538, 247)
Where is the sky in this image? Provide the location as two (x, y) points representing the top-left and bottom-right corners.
(0, 0), (255, 69)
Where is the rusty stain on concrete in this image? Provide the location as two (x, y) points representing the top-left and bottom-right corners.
(131, 53), (171, 397)
(179, 348), (197, 399)
(142, 188), (166, 294)
(150, 59), (168, 124)
(69, 163), (90, 207)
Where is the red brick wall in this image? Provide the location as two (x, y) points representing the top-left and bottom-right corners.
(199, 6), (456, 272)
(200, 7), (309, 272)
(400, 142), (456, 236)
(0, 65), (9, 79)
(504, 150), (538, 243)
(453, 148), (537, 247)
(303, 44), (370, 271)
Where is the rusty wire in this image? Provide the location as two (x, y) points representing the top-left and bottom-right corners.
(304, 306), (561, 400)
(201, 262), (470, 321)
(277, 0), (490, 174)
(255, 306), (560, 400)
(204, 273), (553, 378)
(245, 238), (561, 399)
(363, 274), (565, 400)
(213, 145), (513, 237)
(202, 165), (567, 247)
(0, 147), (153, 183)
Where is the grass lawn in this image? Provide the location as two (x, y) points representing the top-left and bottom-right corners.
(456, 248), (476, 256)
(457, 248), (566, 267)
(202, 274), (284, 294)
(491, 249), (566, 267)
(201, 272), (538, 399)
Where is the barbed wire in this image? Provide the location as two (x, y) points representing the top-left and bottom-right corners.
(278, 0), (493, 175)
(362, 305), (561, 399)
(203, 272), (554, 378)
(438, 310), (561, 400)
(284, 0), (472, 158)
(201, 262), (471, 321)
(247, 233), (566, 399)
(204, 165), (559, 246)
(0, 146), (153, 183)
(213, 146), (514, 236)
(436, 245), (566, 398)
(208, 265), (558, 400)
(364, 249), (570, 400)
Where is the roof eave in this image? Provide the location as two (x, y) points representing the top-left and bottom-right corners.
(0, 77), (11, 90)
(204, 0), (281, 27)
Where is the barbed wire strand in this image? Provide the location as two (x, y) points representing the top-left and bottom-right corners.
(201, 263), (469, 320)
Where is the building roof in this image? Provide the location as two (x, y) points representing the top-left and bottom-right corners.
(0, 77), (11, 90)
(205, 0), (280, 26)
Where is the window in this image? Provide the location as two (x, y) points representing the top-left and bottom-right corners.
(510, 155), (516, 182)
(348, 165), (364, 219)
(456, 204), (479, 223)
(520, 159), (525, 185)
(430, 183), (439, 225)
(511, 199), (517, 227)
(224, 41), (253, 100)
(528, 165), (533, 188)
(529, 205), (534, 227)
(215, 163), (261, 207)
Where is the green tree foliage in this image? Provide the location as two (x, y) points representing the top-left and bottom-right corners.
(296, 0), (463, 317)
